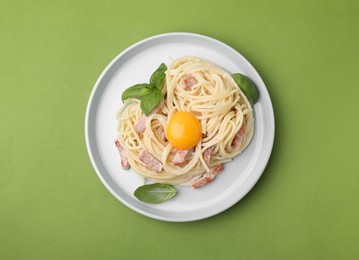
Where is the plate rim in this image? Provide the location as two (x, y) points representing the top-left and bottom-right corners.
(85, 32), (275, 222)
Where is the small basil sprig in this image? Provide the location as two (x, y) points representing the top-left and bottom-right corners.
(121, 84), (152, 102)
(122, 63), (167, 115)
(134, 183), (177, 204)
(140, 89), (162, 115)
(231, 73), (259, 104)
(150, 63), (167, 88)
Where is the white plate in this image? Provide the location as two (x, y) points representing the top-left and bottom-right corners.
(85, 32), (275, 222)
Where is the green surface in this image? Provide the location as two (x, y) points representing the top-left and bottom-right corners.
(1, 0), (358, 259)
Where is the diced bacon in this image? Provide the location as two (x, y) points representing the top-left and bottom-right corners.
(210, 164), (223, 175)
(192, 176), (212, 189)
(139, 150), (163, 172)
(134, 115), (146, 133)
(134, 101), (164, 134)
(191, 164), (224, 188)
(173, 148), (193, 166)
(114, 140), (130, 170)
(203, 145), (215, 165)
(180, 77), (198, 90)
(186, 78), (198, 88)
(232, 119), (247, 150)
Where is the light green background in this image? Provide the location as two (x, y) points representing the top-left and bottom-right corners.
(1, 0), (358, 259)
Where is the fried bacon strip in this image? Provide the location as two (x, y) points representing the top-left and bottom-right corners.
(114, 140), (130, 170)
(191, 164), (223, 188)
(139, 150), (163, 172)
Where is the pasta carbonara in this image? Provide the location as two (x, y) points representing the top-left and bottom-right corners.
(115, 56), (254, 188)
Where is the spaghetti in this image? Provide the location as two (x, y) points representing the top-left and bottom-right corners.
(116, 56), (254, 186)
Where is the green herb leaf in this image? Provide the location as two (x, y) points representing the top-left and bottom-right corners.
(147, 82), (157, 90)
(231, 73), (259, 104)
(121, 84), (151, 102)
(121, 63), (166, 114)
(140, 89), (162, 116)
(134, 183), (177, 204)
(150, 63), (167, 90)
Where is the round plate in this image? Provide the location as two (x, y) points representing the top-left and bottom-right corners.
(85, 32), (275, 222)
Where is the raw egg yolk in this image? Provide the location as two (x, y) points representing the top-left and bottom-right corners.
(166, 112), (202, 150)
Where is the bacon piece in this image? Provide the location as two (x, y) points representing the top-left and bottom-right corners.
(232, 120), (247, 150)
(114, 140), (130, 170)
(180, 77), (198, 90)
(191, 164), (224, 188)
(139, 150), (163, 172)
(173, 148), (193, 166)
(134, 115), (146, 133)
(203, 145), (215, 165)
(134, 101), (164, 134)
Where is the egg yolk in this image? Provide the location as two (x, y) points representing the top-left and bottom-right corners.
(166, 112), (202, 150)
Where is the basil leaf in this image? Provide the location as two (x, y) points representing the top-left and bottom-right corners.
(121, 64), (166, 115)
(134, 183), (177, 204)
(140, 89), (162, 116)
(231, 73), (259, 104)
(150, 63), (167, 90)
(148, 82), (157, 90)
(122, 84), (151, 102)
